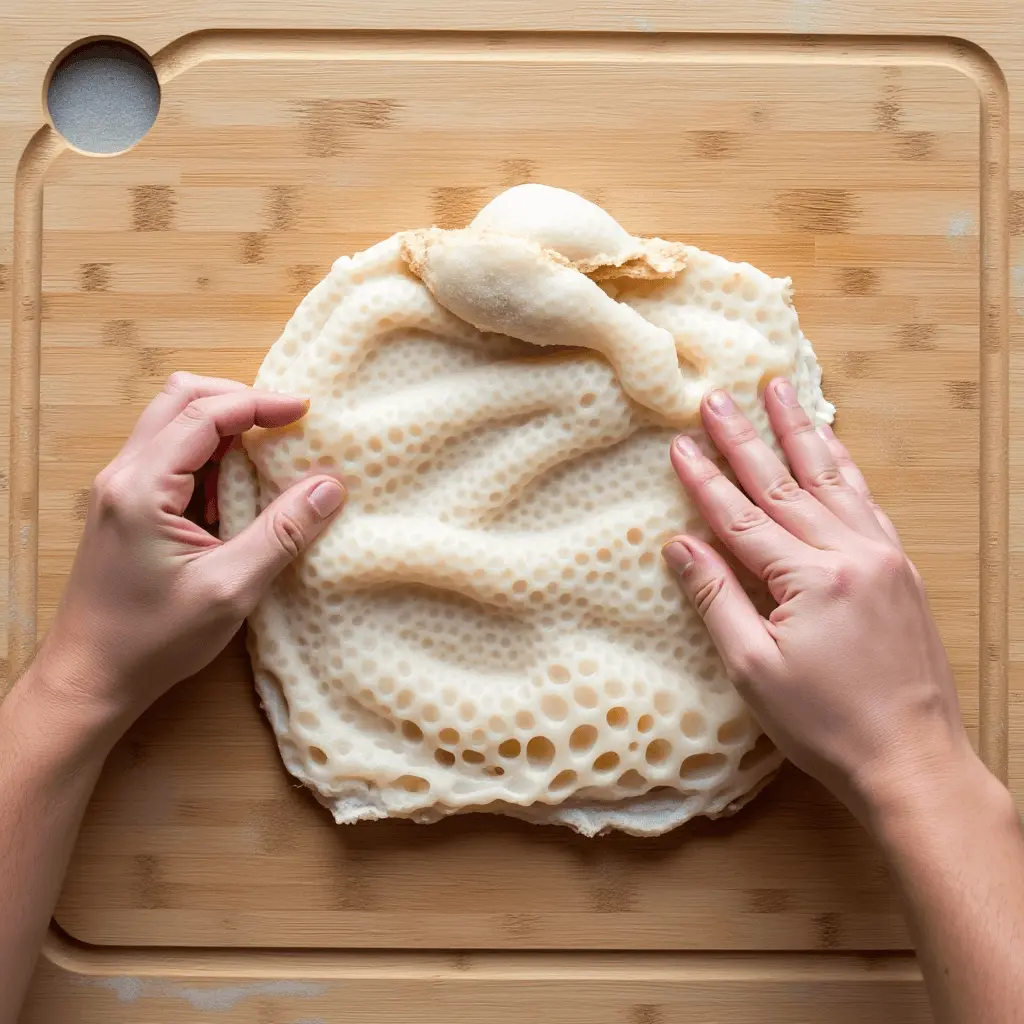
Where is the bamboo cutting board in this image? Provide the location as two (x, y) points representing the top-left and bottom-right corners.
(1, 6), (1020, 1023)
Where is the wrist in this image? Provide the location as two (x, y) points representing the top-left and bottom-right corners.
(9, 641), (130, 763)
(1, 677), (110, 789)
(860, 742), (1015, 853)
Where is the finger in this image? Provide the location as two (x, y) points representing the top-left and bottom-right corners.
(148, 391), (309, 478)
(122, 372), (250, 456)
(815, 420), (906, 550)
(817, 423), (871, 499)
(211, 436), (235, 463)
(700, 389), (853, 549)
(761, 379), (888, 542)
(871, 507), (904, 550)
(662, 536), (781, 687)
(205, 476), (346, 611)
(670, 434), (808, 591)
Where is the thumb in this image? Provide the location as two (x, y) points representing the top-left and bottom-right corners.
(212, 475), (345, 605)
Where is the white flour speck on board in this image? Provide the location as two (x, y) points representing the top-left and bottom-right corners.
(178, 983), (328, 1013)
(635, 17), (655, 32)
(947, 212), (975, 238)
(88, 977), (328, 1010)
(92, 977), (144, 1003)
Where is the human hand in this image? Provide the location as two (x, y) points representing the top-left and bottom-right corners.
(662, 378), (974, 821)
(35, 372), (345, 741)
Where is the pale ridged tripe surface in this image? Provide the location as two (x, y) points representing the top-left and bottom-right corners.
(218, 184), (835, 837)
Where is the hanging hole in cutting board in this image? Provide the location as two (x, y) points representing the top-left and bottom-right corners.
(45, 38), (160, 155)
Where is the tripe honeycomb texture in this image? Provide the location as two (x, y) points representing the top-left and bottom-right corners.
(218, 184), (834, 837)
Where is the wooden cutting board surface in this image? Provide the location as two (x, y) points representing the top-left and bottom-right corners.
(0, 5), (1020, 1023)
(40, 48), (987, 954)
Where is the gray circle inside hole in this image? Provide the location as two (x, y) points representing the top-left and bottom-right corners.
(47, 40), (160, 155)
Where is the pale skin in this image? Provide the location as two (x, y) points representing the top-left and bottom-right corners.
(0, 374), (1021, 1023)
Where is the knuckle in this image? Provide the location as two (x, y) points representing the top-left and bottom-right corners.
(780, 419), (815, 446)
(827, 547), (912, 598)
(91, 465), (114, 497)
(873, 546), (908, 580)
(730, 420), (759, 446)
(164, 370), (196, 396)
(726, 504), (771, 536)
(764, 473), (803, 504)
(691, 574), (727, 618)
(762, 558), (791, 590)
(822, 559), (860, 599)
(269, 509), (306, 559)
(806, 466), (845, 492)
(179, 398), (211, 426)
(205, 575), (249, 619)
(90, 466), (130, 516)
(692, 460), (722, 486)
(728, 646), (771, 687)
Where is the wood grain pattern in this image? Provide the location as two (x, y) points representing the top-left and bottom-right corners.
(0, 12), (1017, 1024)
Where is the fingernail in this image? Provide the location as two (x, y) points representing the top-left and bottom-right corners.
(773, 379), (799, 407)
(662, 540), (694, 573)
(705, 390), (735, 415)
(308, 480), (345, 518)
(674, 435), (700, 459)
(817, 422), (835, 439)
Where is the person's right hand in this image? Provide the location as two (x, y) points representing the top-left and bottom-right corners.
(662, 377), (976, 820)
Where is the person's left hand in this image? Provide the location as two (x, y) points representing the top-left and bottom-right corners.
(35, 372), (346, 739)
